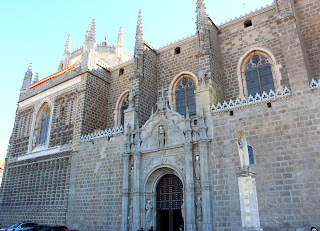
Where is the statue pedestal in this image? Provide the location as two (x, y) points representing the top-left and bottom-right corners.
(237, 173), (263, 231)
(124, 107), (138, 133)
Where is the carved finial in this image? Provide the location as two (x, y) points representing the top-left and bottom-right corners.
(117, 26), (124, 47)
(135, 10), (144, 52)
(85, 18), (96, 50)
(32, 73), (39, 84)
(116, 27), (124, 63)
(158, 86), (168, 101)
(88, 18), (96, 42)
(196, 0), (209, 31)
(21, 62), (33, 91)
(64, 34), (72, 54)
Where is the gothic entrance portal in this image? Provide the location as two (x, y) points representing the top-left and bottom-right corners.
(156, 174), (184, 231)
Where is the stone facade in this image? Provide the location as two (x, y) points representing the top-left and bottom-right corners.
(0, 0), (320, 230)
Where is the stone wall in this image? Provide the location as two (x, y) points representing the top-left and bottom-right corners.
(209, 89), (320, 230)
(157, 39), (198, 89)
(106, 62), (134, 127)
(0, 153), (71, 227)
(219, 8), (291, 101)
(295, 0), (320, 81)
(80, 72), (110, 135)
(209, 25), (224, 104)
(138, 49), (158, 125)
(10, 107), (34, 157)
(67, 136), (124, 231)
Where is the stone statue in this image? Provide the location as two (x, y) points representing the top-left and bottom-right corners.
(128, 88), (136, 109)
(32, 126), (39, 148)
(196, 196), (202, 221)
(195, 155), (200, 180)
(181, 200), (185, 221)
(235, 130), (250, 168)
(158, 126), (165, 148)
(198, 70), (206, 86)
(145, 199), (152, 221)
(128, 201), (133, 221)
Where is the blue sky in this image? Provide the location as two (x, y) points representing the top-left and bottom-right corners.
(0, 0), (273, 160)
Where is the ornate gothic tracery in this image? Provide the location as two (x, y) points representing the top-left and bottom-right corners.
(174, 75), (197, 116)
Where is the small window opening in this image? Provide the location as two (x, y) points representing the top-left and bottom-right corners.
(248, 145), (255, 165)
(194, 120), (198, 125)
(267, 102), (272, 108)
(119, 68), (124, 76)
(229, 111), (234, 116)
(174, 47), (181, 55)
(244, 20), (252, 28)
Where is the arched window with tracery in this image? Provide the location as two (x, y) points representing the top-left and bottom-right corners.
(119, 94), (129, 126)
(239, 50), (280, 98)
(174, 76), (196, 116)
(38, 107), (50, 145)
(36, 105), (51, 146)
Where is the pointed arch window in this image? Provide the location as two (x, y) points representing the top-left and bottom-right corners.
(120, 94), (129, 127)
(175, 76), (196, 116)
(38, 107), (51, 145)
(239, 50), (280, 98)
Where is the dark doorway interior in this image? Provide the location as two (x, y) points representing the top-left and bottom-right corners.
(156, 174), (184, 231)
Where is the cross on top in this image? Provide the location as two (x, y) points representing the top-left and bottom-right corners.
(158, 86), (168, 99)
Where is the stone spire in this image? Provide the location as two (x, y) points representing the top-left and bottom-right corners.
(117, 27), (124, 48)
(196, 0), (209, 31)
(63, 34), (71, 68)
(116, 27), (124, 63)
(64, 34), (71, 54)
(85, 18), (97, 50)
(134, 10), (144, 53)
(32, 73), (39, 84)
(21, 62), (33, 91)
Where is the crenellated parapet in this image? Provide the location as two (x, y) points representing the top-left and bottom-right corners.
(310, 78), (320, 90)
(211, 87), (291, 113)
(80, 125), (124, 142)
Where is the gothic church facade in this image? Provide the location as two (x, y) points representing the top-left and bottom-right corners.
(1, 0), (320, 230)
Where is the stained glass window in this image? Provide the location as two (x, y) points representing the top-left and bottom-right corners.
(38, 107), (50, 145)
(244, 54), (275, 97)
(175, 77), (196, 116)
(120, 94), (129, 127)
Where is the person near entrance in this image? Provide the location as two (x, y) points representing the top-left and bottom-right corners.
(149, 226), (154, 231)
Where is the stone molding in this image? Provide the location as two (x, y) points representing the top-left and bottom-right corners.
(211, 87), (291, 113)
(80, 125), (123, 142)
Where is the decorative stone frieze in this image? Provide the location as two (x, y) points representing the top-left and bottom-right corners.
(310, 78), (320, 90)
(80, 125), (123, 142)
(211, 87), (291, 113)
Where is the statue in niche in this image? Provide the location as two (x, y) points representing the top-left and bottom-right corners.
(128, 201), (133, 221)
(198, 70), (206, 86)
(32, 125), (39, 148)
(235, 130), (250, 169)
(195, 155), (200, 181)
(145, 199), (152, 221)
(196, 196), (202, 221)
(128, 88), (136, 109)
(158, 125), (165, 148)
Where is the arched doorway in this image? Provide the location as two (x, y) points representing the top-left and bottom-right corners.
(156, 174), (184, 231)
